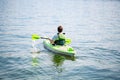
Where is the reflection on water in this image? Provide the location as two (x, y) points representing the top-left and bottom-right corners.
(30, 50), (76, 80)
(52, 54), (76, 80)
(31, 52), (39, 66)
(52, 54), (76, 74)
(52, 54), (65, 67)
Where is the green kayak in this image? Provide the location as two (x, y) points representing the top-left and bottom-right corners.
(43, 40), (76, 56)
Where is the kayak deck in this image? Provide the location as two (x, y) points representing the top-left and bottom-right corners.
(43, 40), (76, 56)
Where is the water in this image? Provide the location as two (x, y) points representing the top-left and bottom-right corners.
(0, 0), (120, 80)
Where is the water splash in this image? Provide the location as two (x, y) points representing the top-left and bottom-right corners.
(31, 40), (40, 53)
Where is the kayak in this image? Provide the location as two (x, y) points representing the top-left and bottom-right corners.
(43, 40), (76, 56)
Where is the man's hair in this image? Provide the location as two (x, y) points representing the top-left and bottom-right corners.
(58, 26), (63, 32)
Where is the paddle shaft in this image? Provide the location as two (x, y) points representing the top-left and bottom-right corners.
(40, 37), (49, 39)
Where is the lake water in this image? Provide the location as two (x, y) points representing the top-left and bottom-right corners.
(0, 0), (120, 80)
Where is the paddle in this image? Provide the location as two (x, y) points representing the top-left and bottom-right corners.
(65, 38), (71, 45)
(31, 34), (71, 44)
(32, 34), (49, 40)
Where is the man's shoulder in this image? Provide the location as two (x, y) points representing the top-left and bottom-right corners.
(53, 34), (58, 37)
(52, 34), (58, 40)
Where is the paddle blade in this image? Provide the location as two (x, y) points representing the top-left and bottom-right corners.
(32, 34), (40, 40)
(65, 38), (71, 45)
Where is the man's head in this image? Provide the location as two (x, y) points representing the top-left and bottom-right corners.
(57, 26), (63, 33)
